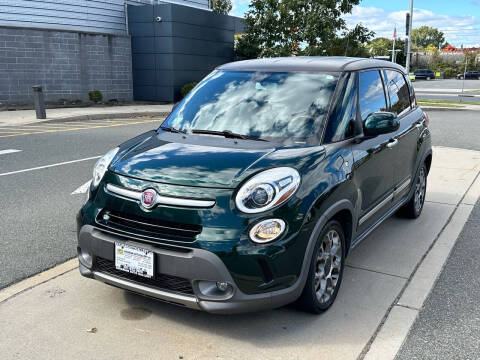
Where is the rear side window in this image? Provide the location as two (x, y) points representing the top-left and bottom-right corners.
(359, 70), (387, 121)
(324, 72), (357, 143)
(385, 70), (411, 116)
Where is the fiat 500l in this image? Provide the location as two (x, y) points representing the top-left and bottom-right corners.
(77, 57), (432, 314)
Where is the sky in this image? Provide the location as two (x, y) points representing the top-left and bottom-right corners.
(231, 0), (480, 47)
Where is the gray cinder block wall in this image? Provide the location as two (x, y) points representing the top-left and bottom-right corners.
(0, 27), (133, 105)
(128, 3), (236, 102)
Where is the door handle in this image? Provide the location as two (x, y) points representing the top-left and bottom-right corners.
(387, 138), (398, 148)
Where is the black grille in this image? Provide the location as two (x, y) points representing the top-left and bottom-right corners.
(95, 257), (194, 295)
(96, 210), (202, 242)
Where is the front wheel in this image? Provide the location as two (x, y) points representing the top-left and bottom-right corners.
(297, 220), (345, 314)
(399, 164), (427, 219)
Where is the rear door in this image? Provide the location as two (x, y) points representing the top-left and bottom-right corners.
(351, 70), (397, 233)
(384, 69), (423, 201)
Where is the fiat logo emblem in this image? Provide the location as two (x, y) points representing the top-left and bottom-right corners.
(140, 189), (157, 209)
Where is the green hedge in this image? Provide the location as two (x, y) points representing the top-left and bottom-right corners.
(181, 82), (198, 99)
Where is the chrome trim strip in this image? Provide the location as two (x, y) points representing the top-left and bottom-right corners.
(106, 183), (142, 201)
(106, 183), (216, 208)
(359, 193), (394, 226)
(393, 177), (411, 198)
(93, 271), (201, 310)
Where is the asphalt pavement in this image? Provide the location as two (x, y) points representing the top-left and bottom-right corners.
(396, 197), (480, 360)
(426, 110), (480, 151)
(0, 119), (161, 289)
(414, 78), (480, 103)
(395, 106), (480, 359)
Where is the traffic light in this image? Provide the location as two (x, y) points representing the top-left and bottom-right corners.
(406, 13), (410, 36)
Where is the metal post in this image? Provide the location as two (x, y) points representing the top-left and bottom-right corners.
(32, 85), (46, 119)
(405, 0), (414, 74)
(392, 36), (396, 63)
(460, 54), (468, 102)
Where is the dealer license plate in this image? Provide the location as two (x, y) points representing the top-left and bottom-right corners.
(115, 242), (154, 278)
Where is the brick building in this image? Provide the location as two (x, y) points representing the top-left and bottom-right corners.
(0, 0), (241, 105)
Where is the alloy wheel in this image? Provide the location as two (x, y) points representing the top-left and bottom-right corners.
(314, 229), (342, 304)
(414, 167), (427, 214)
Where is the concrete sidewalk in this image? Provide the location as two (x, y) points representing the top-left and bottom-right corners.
(0, 146), (479, 360)
(0, 104), (173, 127)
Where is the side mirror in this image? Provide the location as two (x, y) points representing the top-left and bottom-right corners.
(363, 112), (400, 137)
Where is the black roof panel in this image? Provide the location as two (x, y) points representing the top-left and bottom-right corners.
(218, 56), (407, 74)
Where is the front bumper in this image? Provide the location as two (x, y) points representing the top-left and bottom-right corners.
(77, 225), (303, 314)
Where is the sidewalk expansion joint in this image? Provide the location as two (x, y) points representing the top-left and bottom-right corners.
(357, 169), (480, 360)
(396, 303), (421, 311)
(345, 264), (409, 280)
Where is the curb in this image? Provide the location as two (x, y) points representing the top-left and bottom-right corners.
(362, 170), (480, 360)
(35, 111), (171, 124)
(420, 106), (478, 112)
(0, 111), (171, 127)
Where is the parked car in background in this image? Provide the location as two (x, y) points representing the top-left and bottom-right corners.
(413, 69), (435, 80)
(77, 57), (432, 314)
(456, 71), (480, 80)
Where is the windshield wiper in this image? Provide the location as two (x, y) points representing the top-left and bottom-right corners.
(191, 129), (268, 142)
(159, 126), (186, 134)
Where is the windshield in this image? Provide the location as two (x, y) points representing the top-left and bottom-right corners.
(160, 70), (339, 143)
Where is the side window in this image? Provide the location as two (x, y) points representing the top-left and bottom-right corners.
(359, 70), (387, 122)
(385, 70), (411, 116)
(324, 72), (357, 143)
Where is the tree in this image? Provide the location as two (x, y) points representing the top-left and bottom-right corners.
(366, 37), (406, 65)
(411, 26), (445, 49)
(210, 0), (232, 15)
(236, 0), (374, 58)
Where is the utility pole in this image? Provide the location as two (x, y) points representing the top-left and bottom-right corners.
(405, 0), (414, 73)
(392, 26), (397, 63)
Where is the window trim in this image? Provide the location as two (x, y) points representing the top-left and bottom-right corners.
(321, 71), (359, 144)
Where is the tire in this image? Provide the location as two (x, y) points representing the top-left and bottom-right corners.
(399, 164), (427, 219)
(426, 76), (431, 80)
(297, 220), (345, 314)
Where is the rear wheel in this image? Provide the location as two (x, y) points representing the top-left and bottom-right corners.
(399, 164), (427, 219)
(297, 220), (345, 314)
(426, 76), (432, 80)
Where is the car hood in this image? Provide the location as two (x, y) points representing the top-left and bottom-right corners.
(110, 131), (276, 188)
(110, 131), (326, 189)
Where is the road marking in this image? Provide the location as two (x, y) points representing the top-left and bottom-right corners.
(0, 149), (21, 155)
(0, 119), (160, 138)
(0, 156), (101, 177)
(71, 180), (92, 195)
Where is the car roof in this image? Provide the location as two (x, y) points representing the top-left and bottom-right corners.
(217, 56), (407, 74)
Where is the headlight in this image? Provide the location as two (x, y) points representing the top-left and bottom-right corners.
(92, 147), (119, 189)
(235, 167), (301, 214)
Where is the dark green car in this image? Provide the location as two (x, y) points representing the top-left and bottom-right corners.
(77, 57), (432, 314)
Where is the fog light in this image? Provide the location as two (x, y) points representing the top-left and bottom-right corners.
(78, 247), (93, 268)
(216, 281), (229, 292)
(249, 219), (286, 244)
(197, 280), (233, 299)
